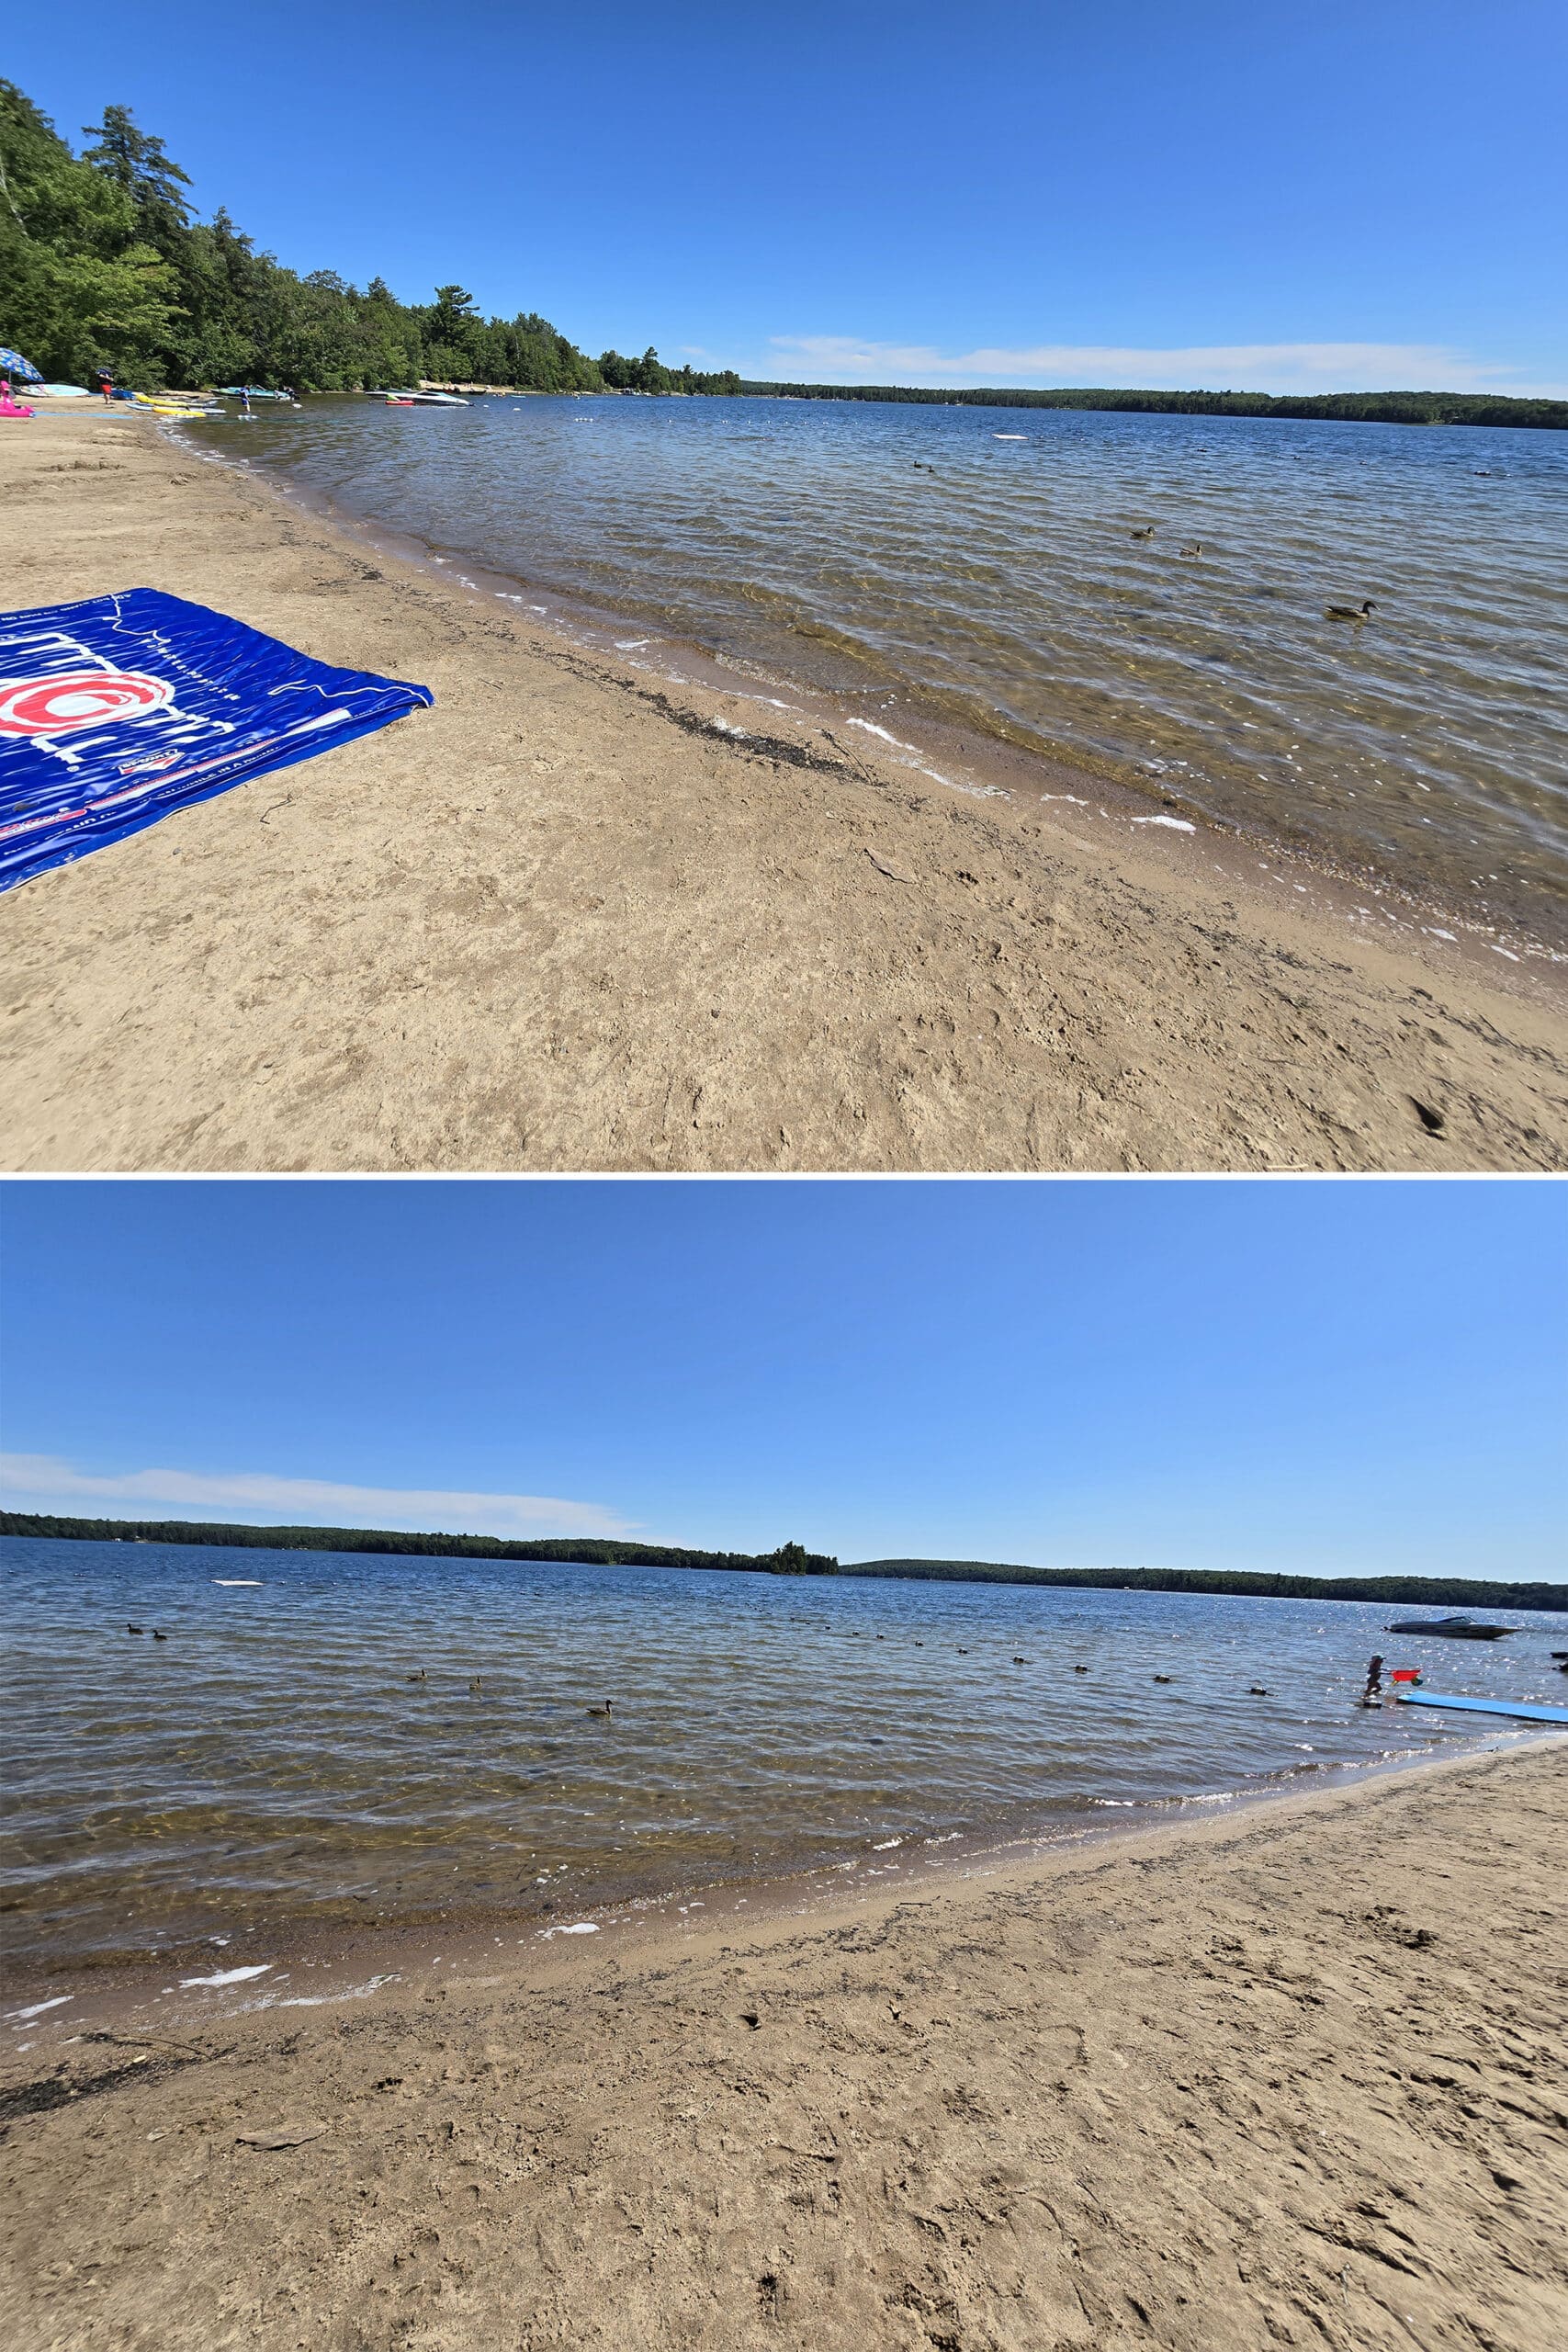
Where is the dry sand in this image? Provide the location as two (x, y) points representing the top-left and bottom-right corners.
(3, 410), (1566, 1172)
(2, 1742), (1563, 2352)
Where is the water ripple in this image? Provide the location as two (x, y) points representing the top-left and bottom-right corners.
(4, 1539), (1562, 1963)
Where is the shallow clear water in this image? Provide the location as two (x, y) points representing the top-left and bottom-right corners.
(4, 1537), (1562, 1965)
(197, 394), (1568, 946)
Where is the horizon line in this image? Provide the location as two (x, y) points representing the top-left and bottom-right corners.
(3, 1511), (1562, 1600)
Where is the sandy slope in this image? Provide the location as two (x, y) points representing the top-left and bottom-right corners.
(2, 413), (1565, 1170)
(2, 1743), (1563, 2352)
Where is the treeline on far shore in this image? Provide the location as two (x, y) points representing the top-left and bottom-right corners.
(0, 1514), (838, 1577)
(736, 382), (1568, 431)
(3, 1515), (1560, 1611)
(844, 1559), (1565, 1611)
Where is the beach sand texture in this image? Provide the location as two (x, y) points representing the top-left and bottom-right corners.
(2, 413), (1565, 1172)
(2, 1743), (1563, 2351)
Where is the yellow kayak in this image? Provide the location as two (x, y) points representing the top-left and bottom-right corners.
(132, 393), (223, 417)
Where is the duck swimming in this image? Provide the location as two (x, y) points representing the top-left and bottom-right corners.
(1131, 526), (1155, 541)
(1178, 542), (1203, 560)
(585, 1698), (613, 1718)
(406, 1668), (426, 1683)
(1326, 599), (1377, 622)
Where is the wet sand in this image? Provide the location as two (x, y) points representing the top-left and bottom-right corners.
(2, 411), (1566, 1172)
(2, 1741), (1562, 2351)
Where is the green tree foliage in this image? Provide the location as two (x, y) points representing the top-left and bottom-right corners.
(0, 83), (181, 383)
(0, 80), (660, 398)
(80, 103), (194, 250)
(765, 1541), (826, 1575)
(600, 345), (741, 395)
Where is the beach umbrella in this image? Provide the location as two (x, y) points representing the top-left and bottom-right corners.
(0, 347), (44, 384)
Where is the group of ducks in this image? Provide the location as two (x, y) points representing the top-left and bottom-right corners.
(1127, 524), (1379, 621)
(398, 1650), (1276, 1701)
(129, 1618), (1269, 1706)
(1130, 526), (1206, 562)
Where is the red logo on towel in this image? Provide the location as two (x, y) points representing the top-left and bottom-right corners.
(0, 670), (174, 737)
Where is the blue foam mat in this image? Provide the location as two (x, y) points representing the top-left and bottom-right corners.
(1, 588), (432, 890)
(1394, 1691), (1568, 1724)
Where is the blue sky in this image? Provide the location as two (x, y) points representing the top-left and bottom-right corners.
(9, 3), (1566, 395)
(2, 1181), (1562, 1577)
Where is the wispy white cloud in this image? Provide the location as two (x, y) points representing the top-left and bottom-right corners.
(0, 1453), (632, 1539)
(756, 336), (1560, 397)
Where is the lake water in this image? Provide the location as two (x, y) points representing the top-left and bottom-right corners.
(4, 1537), (1562, 1969)
(189, 394), (1568, 951)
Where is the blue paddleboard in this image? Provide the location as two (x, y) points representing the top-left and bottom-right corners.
(1394, 1691), (1568, 1725)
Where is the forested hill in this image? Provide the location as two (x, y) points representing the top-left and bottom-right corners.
(0, 80), (739, 397)
(736, 383), (1568, 431)
(0, 1514), (837, 1576)
(2, 1516), (1560, 1610)
(846, 1560), (1565, 1610)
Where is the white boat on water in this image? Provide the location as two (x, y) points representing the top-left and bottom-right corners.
(384, 389), (470, 407)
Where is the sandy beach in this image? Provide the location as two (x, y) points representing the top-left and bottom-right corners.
(3, 409), (1566, 1173)
(2, 1740), (1562, 2351)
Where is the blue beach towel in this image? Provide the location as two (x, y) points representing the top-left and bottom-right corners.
(0, 588), (433, 892)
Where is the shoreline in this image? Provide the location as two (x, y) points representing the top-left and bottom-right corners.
(4, 409), (1566, 1171)
(5, 1740), (1563, 2350)
(191, 406), (1567, 968)
(2, 1726), (1550, 1999)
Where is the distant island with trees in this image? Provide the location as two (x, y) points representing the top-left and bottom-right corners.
(3, 1515), (1560, 1611)
(4, 79), (1562, 429)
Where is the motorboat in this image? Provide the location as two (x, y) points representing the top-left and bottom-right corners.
(1383, 1615), (1515, 1639)
(383, 389), (469, 406)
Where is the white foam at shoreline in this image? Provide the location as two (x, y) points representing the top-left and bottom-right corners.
(6, 1995), (73, 2023)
